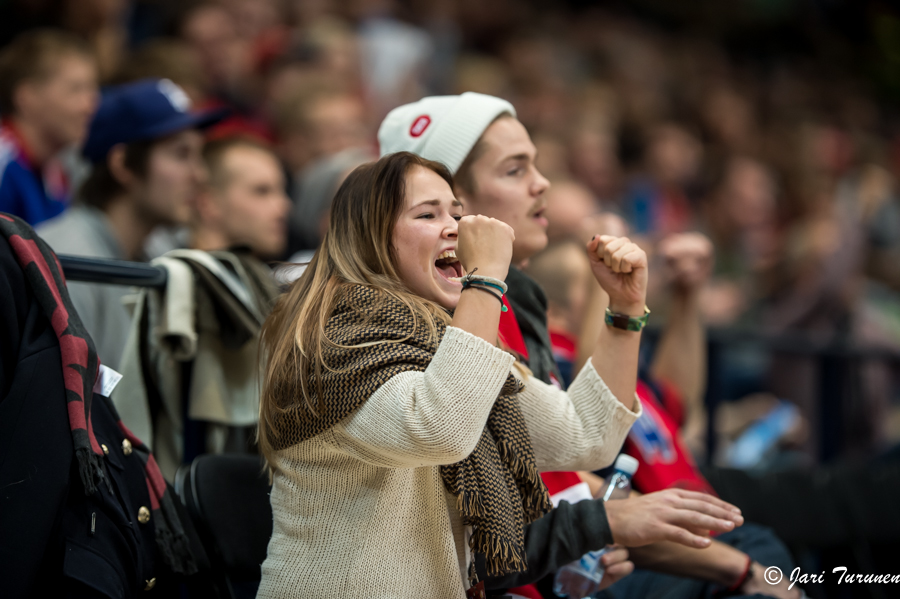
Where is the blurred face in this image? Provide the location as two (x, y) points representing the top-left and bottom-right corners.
(307, 95), (368, 157)
(723, 158), (776, 229)
(182, 5), (249, 86)
(212, 146), (290, 258)
(18, 53), (98, 150)
(570, 130), (621, 199)
(392, 166), (464, 310)
(135, 130), (207, 226)
(648, 125), (702, 186)
(458, 117), (550, 263)
(544, 181), (598, 243)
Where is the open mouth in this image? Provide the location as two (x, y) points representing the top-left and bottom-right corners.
(532, 206), (549, 227)
(434, 249), (463, 282)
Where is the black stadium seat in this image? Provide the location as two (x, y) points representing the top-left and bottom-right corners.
(174, 454), (272, 599)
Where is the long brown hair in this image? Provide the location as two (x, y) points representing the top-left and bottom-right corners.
(258, 151), (455, 469)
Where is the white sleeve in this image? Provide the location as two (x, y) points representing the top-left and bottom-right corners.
(329, 327), (516, 468)
(519, 357), (642, 472)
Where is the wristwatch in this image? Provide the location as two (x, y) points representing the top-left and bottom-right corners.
(605, 305), (651, 332)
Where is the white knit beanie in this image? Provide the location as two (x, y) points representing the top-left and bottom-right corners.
(377, 92), (517, 175)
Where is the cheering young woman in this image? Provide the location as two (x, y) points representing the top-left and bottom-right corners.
(256, 152), (739, 598)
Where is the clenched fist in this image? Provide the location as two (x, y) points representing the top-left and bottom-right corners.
(456, 215), (515, 281)
(657, 232), (714, 293)
(587, 235), (649, 314)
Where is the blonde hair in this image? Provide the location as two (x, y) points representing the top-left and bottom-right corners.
(258, 152), (455, 469)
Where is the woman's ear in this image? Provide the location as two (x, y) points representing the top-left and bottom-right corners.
(107, 144), (136, 190)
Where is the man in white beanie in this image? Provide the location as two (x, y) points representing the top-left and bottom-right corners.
(379, 92), (561, 384)
(378, 94), (800, 599)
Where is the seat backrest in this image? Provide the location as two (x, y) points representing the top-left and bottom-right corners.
(175, 454), (272, 585)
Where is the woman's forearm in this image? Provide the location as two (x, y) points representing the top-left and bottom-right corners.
(589, 299), (643, 412)
(450, 286), (503, 345)
(576, 278), (642, 412)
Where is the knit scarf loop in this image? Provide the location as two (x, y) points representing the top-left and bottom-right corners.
(272, 284), (553, 578)
(0, 213), (196, 575)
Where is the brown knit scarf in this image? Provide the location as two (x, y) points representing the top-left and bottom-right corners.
(271, 284), (552, 579)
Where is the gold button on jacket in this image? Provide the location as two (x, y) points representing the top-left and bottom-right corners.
(144, 578), (156, 591)
(122, 438), (133, 456)
(137, 506), (151, 524)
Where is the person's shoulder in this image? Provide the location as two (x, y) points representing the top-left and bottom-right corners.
(36, 207), (106, 256)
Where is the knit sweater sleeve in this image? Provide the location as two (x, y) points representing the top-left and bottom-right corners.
(520, 357), (642, 472)
(329, 326), (516, 468)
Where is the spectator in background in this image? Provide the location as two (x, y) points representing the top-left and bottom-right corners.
(58, 0), (129, 80)
(193, 137), (290, 260)
(0, 29), (98, 225)
(274, 86), (371, 178)
(37, 79), (225, 369)
(179, 1), (274, 141)
(274, 85), (373, 256)
(624, 122), (704, 238)
(568, 128), (625, 207)
(543, 179), (603, 245)
(287, 147), (374, 257)
(110, 136), (284, 480)
(699, 155), (780, 326)
(112, 38), (209, 107)
(180, 3), (253, 109)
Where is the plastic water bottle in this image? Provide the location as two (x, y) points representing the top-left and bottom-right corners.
(725, 400), (800, 468)
(553, 454), (639, 598)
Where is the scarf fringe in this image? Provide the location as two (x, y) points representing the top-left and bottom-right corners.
(155, 518), (198, 575)
(76, 447), (107, 496)
(456, 488), (486, 520)
(471, 528), (528, 577)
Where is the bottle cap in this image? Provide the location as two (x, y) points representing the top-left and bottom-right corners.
(613, 454), (639, 476)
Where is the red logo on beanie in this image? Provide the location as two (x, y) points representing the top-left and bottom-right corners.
(409, 115), (431, 137)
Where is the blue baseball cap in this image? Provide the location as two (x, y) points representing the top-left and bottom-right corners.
(82, 78), (229, 163)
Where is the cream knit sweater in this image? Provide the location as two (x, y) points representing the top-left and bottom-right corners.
(257, 326), (641, 599)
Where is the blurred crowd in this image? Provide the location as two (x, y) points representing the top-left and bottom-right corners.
(3, 0), (900, 463)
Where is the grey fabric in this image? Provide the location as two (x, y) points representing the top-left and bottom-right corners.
(37, 206), (134, 370)
(289, 148), (374, 251)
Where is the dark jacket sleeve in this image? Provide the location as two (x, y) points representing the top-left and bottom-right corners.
(0, 235), (28, 398)
(479, 498), (615, 590)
